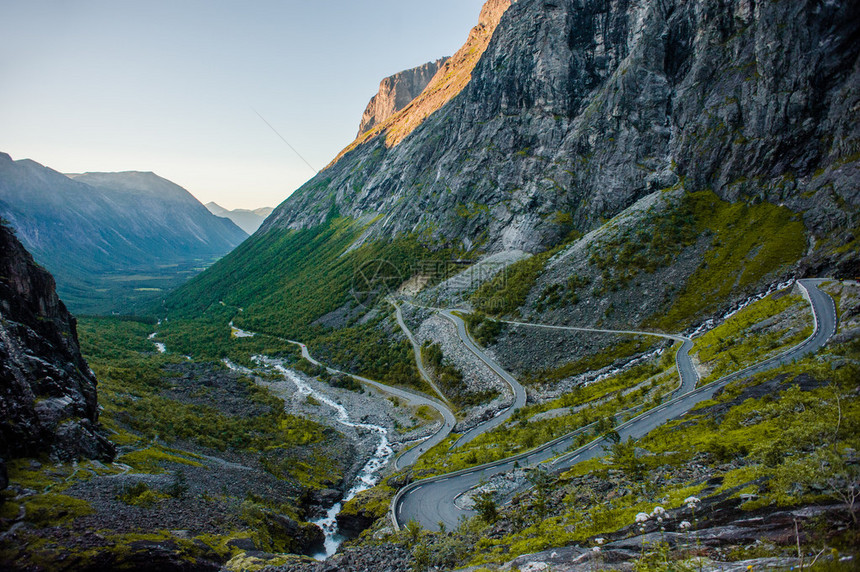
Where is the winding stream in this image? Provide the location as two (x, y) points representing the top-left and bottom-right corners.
(256, 358), (394, 560)
(147, 332), (166, 354)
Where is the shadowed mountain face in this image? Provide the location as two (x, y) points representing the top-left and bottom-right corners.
(165, 0), (859, 340)
(205, 202), (274, 235)
(0, 154), (248, 313)
(0, 222), (114, 479)
(264, 0), (859, 253)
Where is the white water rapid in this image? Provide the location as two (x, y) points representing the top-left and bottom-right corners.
(256, 358), (394, 560)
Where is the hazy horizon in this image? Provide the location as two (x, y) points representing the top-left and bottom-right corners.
(0, 0), (486, 210)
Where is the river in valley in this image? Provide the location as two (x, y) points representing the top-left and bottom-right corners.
(257, 358), (394, 560)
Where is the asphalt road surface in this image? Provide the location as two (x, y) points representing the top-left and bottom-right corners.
(392, 279), (837, 531)
(498, 320), (699, 395)
(391, 300), (452, 406)
(388, 301), (458, 469)
(440, 309), (528, 448)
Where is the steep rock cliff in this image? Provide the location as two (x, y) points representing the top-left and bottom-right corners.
(0, 222), (114, 482)
(326, 0), (513, 163)
(358, 58), (449, 137)
(265, 0), (859, 255)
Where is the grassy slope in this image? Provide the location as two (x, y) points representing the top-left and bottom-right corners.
(653, 191), (808, 330)
(160, 215), (462, 389)
(692, 290), (813, 384)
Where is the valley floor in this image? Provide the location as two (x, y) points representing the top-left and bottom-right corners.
(2, 269), (857, 572)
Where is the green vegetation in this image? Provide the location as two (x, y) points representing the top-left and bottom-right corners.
(421, 341), (500, 408)
(118, 447), (204, 473)
(116, 481), (169, 508)
(408, 517), (488, 572)
(471, 247), (562, 316)
(641, 355), (860, 510)
(426, 339), (860, 568)
(522, 337), (662, 387)
(454, 202), (490, 219)
(240, 502), (319, 554)
(692, 289), (813, 384)
(78, 317), (338, 487)
(524, 349), (678, 417)
(653, 191), (807, 330)
(23, 493), (95, 527)
(160, 216), (463, 388)
(357, 290), (856, 570)
(1, 316), (354, 570)
(412, 353), (678, 478)
(312, 318), (427, 390)
(339, 483), (397, 525)
(462, 311), (503, 346)
(0, 528), (263, 571)
(535, 274), (591, 312)
(588, 197), (698, 295)
(58, 258), (224, 316)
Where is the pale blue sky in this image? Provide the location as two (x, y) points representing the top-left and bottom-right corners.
(0, 0), (486, 209)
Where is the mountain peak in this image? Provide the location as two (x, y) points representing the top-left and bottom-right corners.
(332, 0), (513, 163)
(1, 160), (248, 312)
(357, 58), (450, 137)
(205, 201), (228, 215)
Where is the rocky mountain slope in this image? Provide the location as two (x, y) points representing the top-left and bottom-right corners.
(357, 58), (449, 137)
(166, 0), (859, 379)
(0, 154), (248, 313)
(161, 0), (860, 408)
(308, 0), (513, 170)
(206, 202), (274, 235)
(0, 222), (114, 483)
(265, 0), (858, 261)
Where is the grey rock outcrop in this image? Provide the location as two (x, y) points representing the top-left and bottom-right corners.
(358, 58), (449, 137)
(0, 221), (114, 477)
(265, 0), (859, 255)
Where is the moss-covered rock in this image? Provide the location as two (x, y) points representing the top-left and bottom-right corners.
(241, 502), (324, 556)
(337, 485), (396, 536)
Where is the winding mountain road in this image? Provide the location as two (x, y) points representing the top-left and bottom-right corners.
(390, 300), (452, 406)
(387, 301), (459, 468)
(497, 320), (700, 395)
(391, 300), (531, 449)
(401, 303), (698, 449)
(392, 279), (837, 531)
(439, 310), (528, 447)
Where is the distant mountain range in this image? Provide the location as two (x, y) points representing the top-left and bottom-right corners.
(205, 202), (273, 235)
(0, 153), (248, 314)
